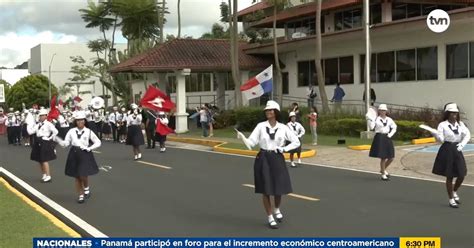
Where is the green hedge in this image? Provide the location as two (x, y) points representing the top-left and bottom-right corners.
(213, 108), (427, 141)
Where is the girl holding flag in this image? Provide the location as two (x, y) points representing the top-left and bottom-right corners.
(155, 111), (174, 152)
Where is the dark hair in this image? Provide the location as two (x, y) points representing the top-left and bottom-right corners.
(337, 83), (341, 87)
(311, 106), (318, 113)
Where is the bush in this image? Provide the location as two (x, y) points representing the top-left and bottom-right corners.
(213, 110), (236, 129)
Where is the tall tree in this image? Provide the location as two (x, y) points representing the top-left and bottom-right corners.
(177, 0), (181, 38)
(315, 0), (329, 113)
(265, 0), (288, 105)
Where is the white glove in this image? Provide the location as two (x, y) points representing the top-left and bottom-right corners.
(42, 136), (51, 141)
(80, 146), (91, 152)
(387, 134), (393, 139)
(457, 144), (464, 152)
(236, 131), (246, 140)
(365, 114), (373, 121)
(275, 147), (285, 154)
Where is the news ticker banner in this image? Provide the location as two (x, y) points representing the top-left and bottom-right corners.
(33, 237), (441, 248)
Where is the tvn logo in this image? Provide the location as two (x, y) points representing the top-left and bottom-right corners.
(427, 9), (450, 33)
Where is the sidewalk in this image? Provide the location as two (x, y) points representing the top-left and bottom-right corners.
(168, 133), (474, 185)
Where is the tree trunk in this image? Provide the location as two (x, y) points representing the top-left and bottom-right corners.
(228, 0), (241, 108)
(177, 0), (181, 38)
(273, 5), (283, 105)
(315, 0), (329, 113)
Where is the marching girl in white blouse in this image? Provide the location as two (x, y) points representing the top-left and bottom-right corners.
(366, 104), (397, 181)
(60, 111), (101, 204)
(126, 104), (145, 160)
(431, 103), (470, 208)
(237, 100), (300, 229)
(287, 111), (305, 167)
(155, 111), (169, 153)
(27, 108), (59, 183)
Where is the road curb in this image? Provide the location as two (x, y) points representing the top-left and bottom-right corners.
(348, 145), (371, 150)
(411, 137), (436, 145)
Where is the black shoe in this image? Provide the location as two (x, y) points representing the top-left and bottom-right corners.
(275, 215), (283, 223)
(268, 220), (279, 229)
(84, 191), (91, 199)
(77, 196), (85, 204)
(449, 202), (459, 208)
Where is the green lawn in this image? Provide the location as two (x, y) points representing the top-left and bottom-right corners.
(0, 180), (72, 247)
(183, 127), (408, 147)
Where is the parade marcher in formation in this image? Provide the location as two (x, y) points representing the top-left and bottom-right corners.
(287, 112), (305, 167)
(102, 111), (112, 141)
(118, 107), (128, 143)
(57, 110), (71, 139)
(288, 102), (301, 122)
(28, 108), (59, 183)
(6, 110), (14, 144)
(85, 106), (98, 137)
(145, 110), (157, 149)
(94, 109), (103, 140)
(367, 104), (397, 181)
(60, 111), (101, 204)
(21, 110), (31, 146)
(109, 106), (120, 142)
(0, 108), (6, 135)
(126, 104), (144, 160)
(237, 100), (300, 229)
(155, 111), (171, 153)
(431, 103), (470, 208)
(12, 111), (22, 145)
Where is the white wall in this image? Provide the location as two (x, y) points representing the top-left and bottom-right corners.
(280, 18), (474, 127)
(30, 43), (127, 107)
(0, 69), (29, 85)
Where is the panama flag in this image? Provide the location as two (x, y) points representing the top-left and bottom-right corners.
(240, 65), (273, 100)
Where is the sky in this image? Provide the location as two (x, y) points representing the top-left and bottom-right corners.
(0, 0), (255, 68)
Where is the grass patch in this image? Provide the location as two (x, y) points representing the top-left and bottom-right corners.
(0, 179), (72, 247)
(183, 127), (407, 147)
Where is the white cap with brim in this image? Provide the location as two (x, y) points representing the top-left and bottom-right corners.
(289, 112), (296, 117)
(445, 103), (459, 113)
(158, 111), (165, 115)
(378, 104), (388, 111)
(73, 111), (86, 120)
(131, 103), (138, 109)
(38, 109), (48, 116)
(264, 100), (280, 112)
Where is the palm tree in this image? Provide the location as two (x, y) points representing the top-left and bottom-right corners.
(315, 0), (329, 113)
(267, 0), (288, 105)
(79, 1), (115, 59)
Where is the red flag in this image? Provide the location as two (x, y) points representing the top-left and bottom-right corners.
(156, 120), (175, 136)
(47, 95), (60, 121)
(140, 86), (175, 112)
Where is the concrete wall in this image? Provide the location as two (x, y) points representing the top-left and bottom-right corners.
(281, 18), (474, 126)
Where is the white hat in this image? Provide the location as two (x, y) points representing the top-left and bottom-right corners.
(445, 103), (459, 113)
(130, 103), (138, 109)
(8, 107), (14, 112)
(73, 111), (86, 120)
(121, 107), (126, 111)
(158, 111), (165, 115)
(289, 112), (296, 117)
(113, 106), (118, 110)
(378, 104), (388, 111)
(14, 111), (20, 115)
(264, 100), (280, 111)
(38, 109), (49, 116)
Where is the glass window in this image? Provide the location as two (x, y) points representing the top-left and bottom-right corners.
(203, 73), (211, 91)
(422, 4), (437, 15)
(298, 61), (311, 87)
(470, 42), (474, 78)
(377, 51), (395, 82)
(324, 58), (338, 85)
(335, 12), (343, 31)
(225, 72), (235, 91)
(352, 9), (362, 28)
(360, 54), (377, 83)
(447, 43), (469, 79)
(167, 76), (176, 94)
(343, 11), (353, 29)
(392, 3), (407, 21)
(370, 4), (382, 24)
(407, 4), (421, 18)
(417, 47), (438, 80)
(396, 49), (416, 81)
(339, 56), (354, 84)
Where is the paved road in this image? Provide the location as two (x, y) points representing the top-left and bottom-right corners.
(0, 136), (473, 247)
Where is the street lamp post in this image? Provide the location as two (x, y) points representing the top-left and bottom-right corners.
(48, 53), (57, 108)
